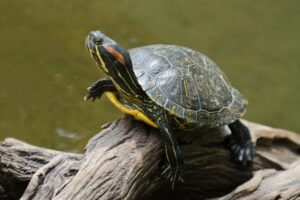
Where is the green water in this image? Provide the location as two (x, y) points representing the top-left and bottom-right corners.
(0, 0), (299, 152)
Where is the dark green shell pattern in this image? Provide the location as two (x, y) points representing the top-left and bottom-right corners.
(129, 45), (248, 127)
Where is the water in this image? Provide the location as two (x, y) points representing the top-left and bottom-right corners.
(0, 0), (299, 151)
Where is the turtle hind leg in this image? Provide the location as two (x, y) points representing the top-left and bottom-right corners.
(228, 120), (255, 163)
(152, 109), (184, 189)
(84, 78), (116, 101)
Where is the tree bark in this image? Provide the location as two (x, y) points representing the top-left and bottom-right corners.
(1, 116), (300, 200)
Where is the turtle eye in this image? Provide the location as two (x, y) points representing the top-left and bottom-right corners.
(94, 37), (103, 45)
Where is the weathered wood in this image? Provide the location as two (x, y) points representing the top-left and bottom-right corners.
(0, 138), (81, 200)
(0, 116), (300, 200)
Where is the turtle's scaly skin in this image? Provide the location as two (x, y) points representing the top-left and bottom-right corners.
(130, 45), (248, 128)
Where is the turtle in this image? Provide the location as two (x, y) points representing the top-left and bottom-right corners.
(84, 30), (255, 187)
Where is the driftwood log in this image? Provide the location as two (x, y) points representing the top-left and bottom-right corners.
(1, 116), (300, 200)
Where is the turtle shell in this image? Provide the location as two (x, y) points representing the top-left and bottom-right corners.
(129, 45), (248, 127)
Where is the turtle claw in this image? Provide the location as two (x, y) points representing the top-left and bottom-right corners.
(227, 120), (255, 164)
(85, 86), (102, 102)
(161, 164), (184, 189)
(161, 164), (172, 179)
(178, 176), (184, 183)
(84, 95), (97, 102)
(229, 138), (255, 164)
(85, 78), (115, 102)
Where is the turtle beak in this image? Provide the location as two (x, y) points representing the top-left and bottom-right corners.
(85, 34), (94, 58)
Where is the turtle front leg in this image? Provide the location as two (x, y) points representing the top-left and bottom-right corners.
(84, 78), (116, 101)
(228, 120), (255, 163)
(153, 109), (184, 189)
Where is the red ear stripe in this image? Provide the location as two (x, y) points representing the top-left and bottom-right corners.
(103, 44), (126, 65)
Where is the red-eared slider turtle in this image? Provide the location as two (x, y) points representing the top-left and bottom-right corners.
(85, 31), (255, 187)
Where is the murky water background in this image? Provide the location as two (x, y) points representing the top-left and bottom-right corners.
(0, 0), (299, 152)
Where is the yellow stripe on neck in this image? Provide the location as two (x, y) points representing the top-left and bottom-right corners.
(95, 46), (109, 73)
(105, 92), (158, 128)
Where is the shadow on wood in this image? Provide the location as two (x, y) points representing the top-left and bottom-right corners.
(1, 116), (300, 200)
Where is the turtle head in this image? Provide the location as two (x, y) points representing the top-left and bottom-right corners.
(86, 30), (131, 74)
(86, 30), (143, 96)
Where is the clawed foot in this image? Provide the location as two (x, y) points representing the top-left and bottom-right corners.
(228, 137), (255, 164)
(227, 120), (255, 164)
(161, 164), (184, 189)
(84, 84), (102, 102)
